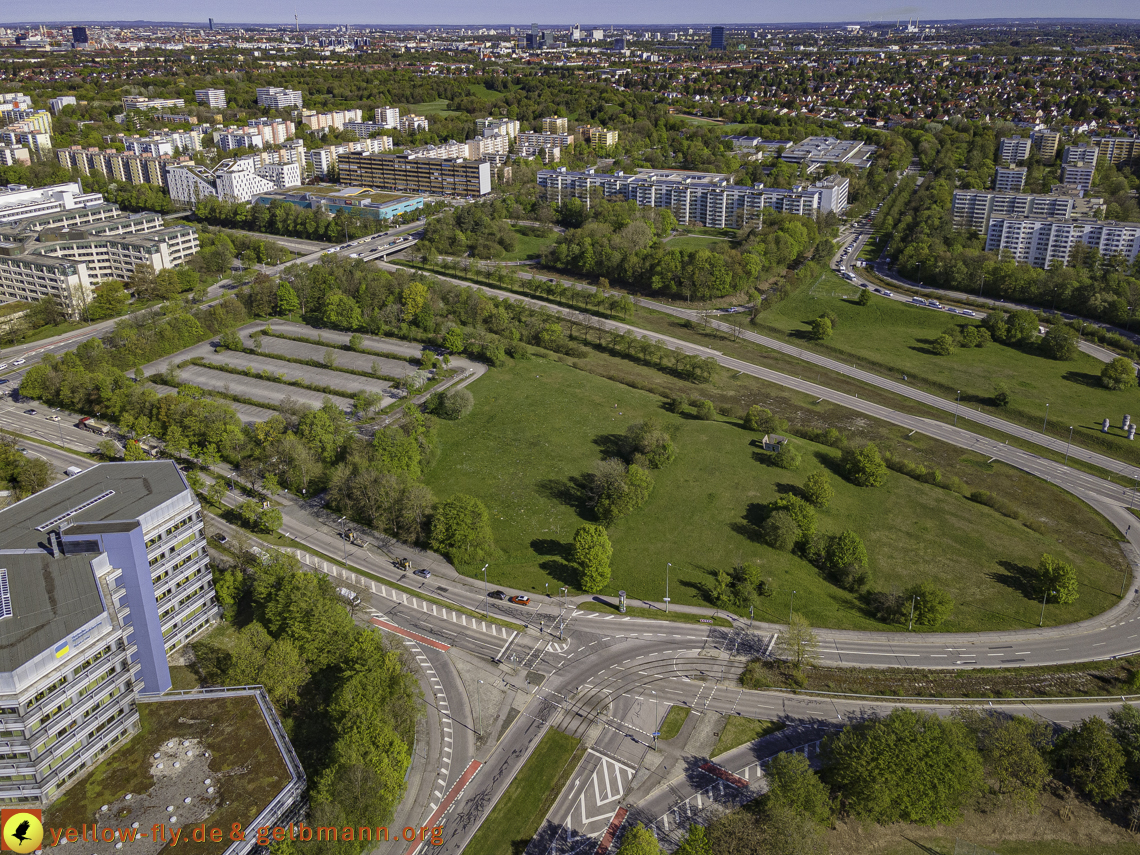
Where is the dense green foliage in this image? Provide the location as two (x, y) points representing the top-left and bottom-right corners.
(573, 524), (613, 593)
(429, 493), (497, 565)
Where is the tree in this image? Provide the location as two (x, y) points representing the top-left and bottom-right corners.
(1034, 554), (1079, 605)
(822, 530), (870, 592)
(1041, 324), (1078, 360)
(258, 637), (310, 709)
(97, 439), (120, 460)
(123, 440), (148, 461)
(904, 581), (954, 627)
(430, 494), (496, 565)
(761, 510), (800, 552)
(765, 752), (831, 824)
(857, 287), (872, 307)
(761, 801), (829, 855)
(614, 825), (660, 855)
(1101, 356), (1138, 390)
(674, 824), (711, 855)
(772, 443), (802, 470)
(801, 472), (834, 508)
(1053, 716), (1128, 803)
(443, 326), (465, 352)
(770, 495), (816, 544)
(824, 708), (984, 825)
(692, 398), (715, 420)
(777, 612), (819, 670)
(322, 292), (363, 330)
(993, 382), (1013, 407)
(809, 315), (833, 341)
(1108, 703), (1140, 786)
(428, 388), (474, 420)
(276, 280), (300, 315)
(932, 333), (955, 356)
(744, 405), (780, 432)
(573, 524), (612, 593)
(842, 443), (887, 487)
(955, 709), (1051, 807)
(87, 280), (129, 320)
(625, 418), (675, 469)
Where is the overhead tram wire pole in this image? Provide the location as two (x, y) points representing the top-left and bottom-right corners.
(908, 595), (921, 631)
(1043, 403), (1050, 434)
(337, 517), (348, 564)
(664, 562), (671, 613)
(1040, 589), (1055, 627)
(652, 690), (659, 751)
(789, 590), (796, 625)
(482, 564), (489, 618)
(954, 391), (961, 426)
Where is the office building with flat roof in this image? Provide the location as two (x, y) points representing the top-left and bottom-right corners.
(0, 461), (220, 806)
(256, 87), (303, 110)
(338, 152), (492, 197)
(0, 183), (104, 226)
(710, 26), (726, 50)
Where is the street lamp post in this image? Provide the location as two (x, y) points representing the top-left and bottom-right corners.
(954, 390), (961, 426)
(908, 595), (921, 631)
(337, 517), (347, 564)
(789, 590), (796, 624)
(1043, 403), (1050, 434)
(664, 562), (671, 613)
(749, 604), (754, 630)
(482, 564), (489, 618)
(1039, 589), (1055, 627)
(1064, 426), (1074, 466)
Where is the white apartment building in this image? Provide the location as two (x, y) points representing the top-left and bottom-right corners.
(1060, 165), (1096, 192)
(0, 183), (104, 226)
(48, 96), (76, 115)
(124, 137), (173, 157)
(307, 137), (392, 177)
(30, 225), (199, 282)
(467, 134), (511, 159)
(343, 121), (394, 141)
(408, 140), (470, 160)
(985, 218), (1140, 269)
(951, 190), (1080, 233)
(194, 89), (227, 109)
(374, 107), (400, 128)
(0, 128), (51, 155)
(294, 109), (362, 132)
(518, 131), (575, 148)
(538, 167), (849, 227)
(542, 116), (569, 134)
(121, 96), (185, 112)
(256, 87), (303, 109)
(399, 114), (429, 134)
(1063, 144), (1099, 168)
(994, 167), (1026, 192)
(1, 110), (52, 136)
(476, 117), (520, 139)
(212, 128), (264, 151)
(518, 144), (561, 164)
(0, 462), (221, 806)
(0, 93), (33, 111)
(247, 118), (295, 145)
(167, 159), (301, 205)
(998, 136), (1032, 163)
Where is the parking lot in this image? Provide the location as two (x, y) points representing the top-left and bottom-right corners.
(201, 351), (394, 397)
(238, 332), (416, 380)
(265, 321), (428, 362)
(169, 364), (357, 413)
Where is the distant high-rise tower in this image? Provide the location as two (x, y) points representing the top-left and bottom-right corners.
(71, 26), (88, 45)
(710, 26), (726, 50)
(208, 17), (214, 31)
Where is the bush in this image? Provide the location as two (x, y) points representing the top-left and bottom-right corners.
(771, 495), (816, 544)
(693, 398), (716, 420)
(430, 494), (495, 564)
(626, 418), (676, 469)
(1041, 324), (1078, 360)
(1034, 553), (1079, 604)
(904, 581), (954, 626)
(809, 316), (833, 341)
(573, 524), (612, 593)
(428, 387), (474, 420)
(842, 443), (887, 487)
(992, 382), (1012, 407)
(669, 394), (689, 414)
(1101, 356), (1138, 391)
(932, 334), (955, 356)
(744, 404), (781, 432)
(772, 443), (802, 470)
(801, 471), (834, 508)
(821, 530), (869, 591)
(761, 510), (800, 552)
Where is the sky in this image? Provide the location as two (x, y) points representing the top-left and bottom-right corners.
(8, 1), (1140, 26)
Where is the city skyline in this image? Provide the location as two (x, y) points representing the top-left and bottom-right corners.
(4, 2), (1140, 26)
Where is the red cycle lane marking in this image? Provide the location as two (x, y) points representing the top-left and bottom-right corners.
(371, 617), (450, 651)
(595, 807), (628, 855)
(402, 759), (482, 855)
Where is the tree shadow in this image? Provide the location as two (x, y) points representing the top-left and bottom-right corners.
(990, 560), (1037, 599)
(538, 559), (580, 588)
(591, 432), (628, 459)
(1063, 370), (1103, 389)
(535, 476), (593, 519)
(909, 339), (942, 356)
(774, 482), (800, 497)
(530, 538), (572, 560)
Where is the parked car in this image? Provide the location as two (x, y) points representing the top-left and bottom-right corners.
(413, 568), (431, 579)
(489, 590), (508, 600)
(508, 595), (531, 606)
(0, 363), (8, 370)
(0, 379), (8, 385)
(213, 533), (228, 544)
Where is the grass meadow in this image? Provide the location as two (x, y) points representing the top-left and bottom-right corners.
(423, 357), (1124, 633)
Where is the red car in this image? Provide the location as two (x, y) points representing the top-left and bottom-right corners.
(508, 595), (531, 606)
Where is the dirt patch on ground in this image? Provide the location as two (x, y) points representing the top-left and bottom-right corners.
(826, 791), (1137, 855)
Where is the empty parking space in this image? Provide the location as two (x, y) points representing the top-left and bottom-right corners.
(199, 351), (393, 397)
(242, 332), (416, 378)
(268, 321), (428, 361)
(175, 364), (356, 412)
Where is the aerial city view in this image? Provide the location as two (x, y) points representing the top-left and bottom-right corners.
(2, 2), (1140, 854)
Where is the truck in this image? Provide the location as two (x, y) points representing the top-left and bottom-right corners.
(64, 466), (84, 477)
(77, 417), (111, 436)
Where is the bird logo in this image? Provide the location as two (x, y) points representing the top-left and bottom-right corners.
(1, 810), (43, 854)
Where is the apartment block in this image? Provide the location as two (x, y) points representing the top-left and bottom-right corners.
(167, 159), (301, 205)
(307, 137), (392, 177)
(194, 89), (227, 109)
(48, 96), (76, 115)
(113, 130), (204, 155)
(338, 152), (492, 197)
(0, 183), (104, 226)
(518, 144), (561, 164)
(0, 461), (221, 806)
(0, 110), (52, 136)
(475, 117), (520, 139)
(247, 118), (296, 145)
(398, 114), (429, 134)
(466, 134), (511, 159)
(1063, 144), (1099, 169)
(1060, 165), (1096, 192)
(294, 109), (362, 132)
(951, 190), (1081, 233)
(55, 147), (175, 188)
(581, 126), (619, 150)
(985, 218), (1140, 269)
(541, 116), (569, 134)
(998, 136), (1032, 163)
(121, 96), (185, 112)
(0, 146), (30, 167)
(374, 107), (400, 128)
(0, 93), (33, 111)
(518, 131), (575, 148)
(1091, 137), (1140, 166)
(343, 122), (394, 141)
(994, 167), (1026, 192)
(537, 167), (848, 227)
(0, 128), (51, 155)
(1032, 129), (1060, 163)
(255, 87), (303, 110)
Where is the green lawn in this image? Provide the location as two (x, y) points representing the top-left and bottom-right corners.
(404, 99), (464, 116)
(754, 270), (1140, 467)
(499, 225), (558, 261)
(665, 235), (735, 251)
(424, 357), (1122, 632)
(713, 716), (785, 757)
(463, 728), (583, 855)
(658, 705), (690, 740)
